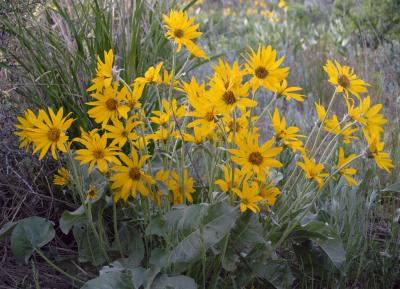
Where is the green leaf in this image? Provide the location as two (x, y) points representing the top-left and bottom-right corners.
(82, 271), (133, 289)
(0, 221), (18, 241)
(146, 217), (167, 238)
(10, 217), (55, 263)
(382, 182), (400, 193)
(59, 206), (85, 234)
(232, 211), (264, 247)
(112, 222), (144, 267)
(150, 274), (197, 289)
(314, 237), (346, 271)
(168, 202), (238, 265)
(252, 260), (294, 289)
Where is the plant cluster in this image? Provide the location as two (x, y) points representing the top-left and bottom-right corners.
(3, 6), (396, 289)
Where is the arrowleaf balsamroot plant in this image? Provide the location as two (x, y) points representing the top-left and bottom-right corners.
(4, 6), (396, 289)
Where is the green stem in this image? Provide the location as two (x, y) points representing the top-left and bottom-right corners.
(112, 202), (124, 258)
(36, 249), (85, 284)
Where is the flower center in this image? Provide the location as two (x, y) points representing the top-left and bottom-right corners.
(174, 29), (184, 38)
(248, 152), (263, 165)
(93, 149), (105, 159)
(47, 128), (61, 142)
(222, 90), (236, 105)
(105, 98), (118, 111)
(129, 167), (141, 180)
(255, 66), (268, 79)
(338, 74), (350, 88)
(121, 130), (128, 137)
(242, 198), (250, 205)
(205, 111), (215, 122)
(228, 121), (242, 132)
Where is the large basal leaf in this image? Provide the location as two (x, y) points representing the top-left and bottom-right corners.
(150, 274), (197, 289)
(168, 202), (238, 265)
(313, 237), (346, 271)
(10, 216), (55, 263)
(232, 211), (265, 247)
(0, 221), (18, 241)
(112, 222), (144, 267)
(252, 259), (294, 289)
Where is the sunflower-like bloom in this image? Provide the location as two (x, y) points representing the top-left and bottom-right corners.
(358, 96), (387, 134)
(74, 130), (121, 173)
(323, 60), (369, 100)
(180, 77), (206, 105)
(126, 82), (144, 110)
(87, 82), (130, 125)
(229, 132), (282, 178)
(15, 109), (42, 149)
(275, 80), (305, 102)
(272, 108), (304, 152)
(233, 181), (263, 213)
(103, 117), (139, 147)
(222, 112), (257, 142)
(215, 165), (246, 193)
(244, 45), (289, 92)
(134, 62), (163, 87)
(187, 99), (219, 135)
(87, 49), (114, 92)
(297, 155), (329, 188)
(110, 152), (155, 202)
(148, 123), (175, 142)
(259, 181), (281, 206)
(53, 167), (70, 186)
(177, 126), (208, 145)
(209, 74), (255, 115)
(156, 169), (195, 204)
(150, 99), (187, 126)
(364, 131), (394, 173)
(337, 147), (358, 186)
(163, 10), (203, 52)
(21, 107), (73, 160)
(87, 185), (98, 200)
(315, 102), (358, 144)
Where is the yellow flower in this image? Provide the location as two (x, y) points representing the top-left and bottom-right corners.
(177, 126), (208, 145)
(229, 132), (282, 178)
(211, 59), (246, 87)
(134, 62), (163, 86)
(53, 167), (70, 186)
(364, 130), (394, 173)
(259, 181), (281, 206)
(87, 184), (98, 200)
(185, 40), (209, 60)
(278, 0), (286, 9)
(187, 101), (219, 135)
(15, 109), (42, 149)
(180, 76), (206, 105)
(297, 155), (329, 188)
(358, 96), (387, 134)
(233, 181), (263, 213)
(162, 69), (179, 87)
(156, 169), (195, 204)
(126, 82), (144, 110)
(323, 60), (369, 99)
(148, 123), (175, 142)
(275, 80), (305, 102)
(271, 108), (304, 152)
(103, 117), (139, 147)
(215, 165), (246, 193)
(163, 10), (202, 52)
(87, 49), (114, 92)
(209, 73), (255, 115)
(74, 130), (121, 173)
(150, 99), (187, 126)
(337, 147), (358, 186)
(223, 112), (256, 142)
(111, 151), (155, 202)
(244, 45), (289, 92)
(87, 82), (130, 125)
(24, 107), (73, 160)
